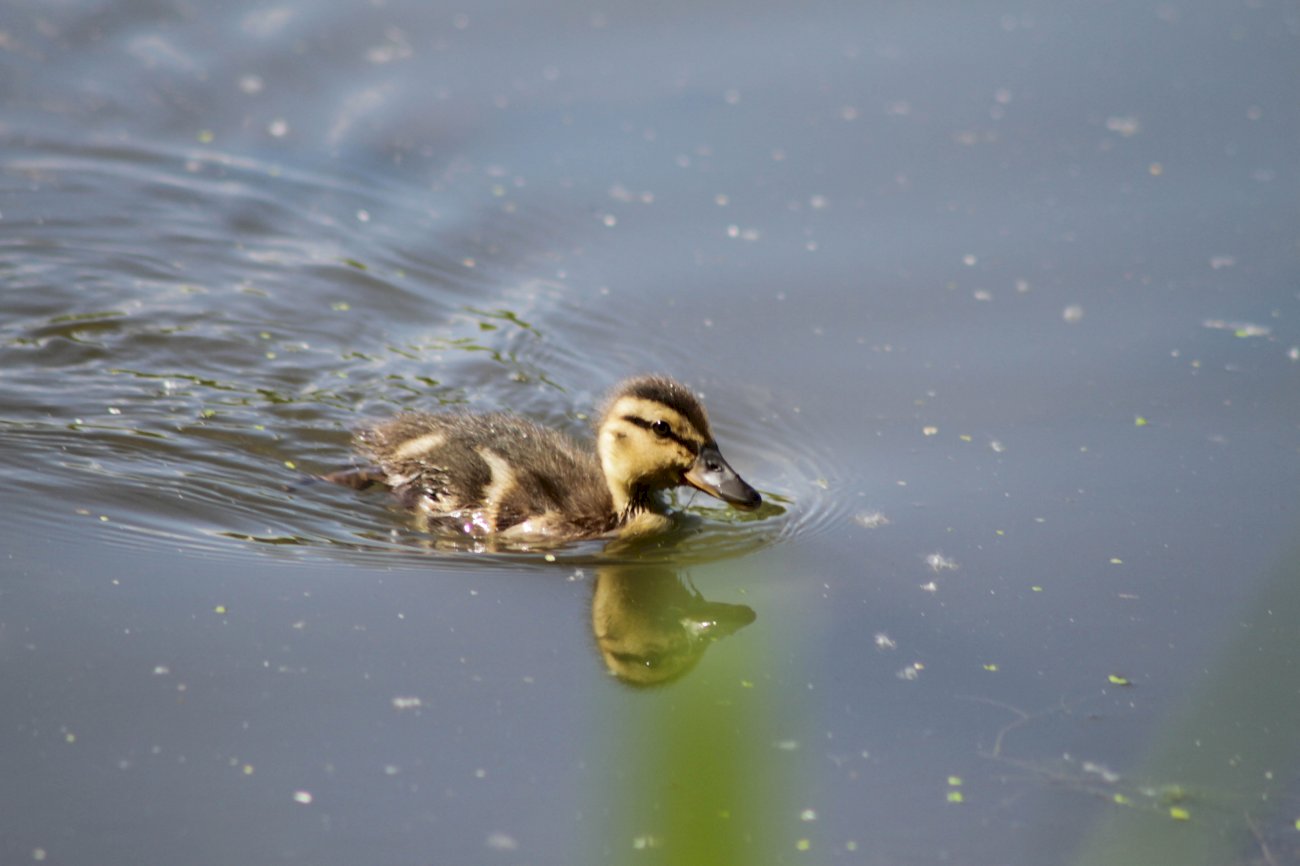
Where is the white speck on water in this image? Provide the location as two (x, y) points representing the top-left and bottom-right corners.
(239, 74), (264, 94)
(608, 185), (653, 204)
(152, 665), (170, 675)
(292, 790), (313, 805)
(356, 209), (370, 223)
(897, 664), (922, 681)
(268, 119), (289, 137)
(809, 194), (828, 209)
(601, 213), (617, 227)
(800, 808), (818, 821)
(367, 29), (412, 64)
(724, 88), (741, 104)
(391, 696), (422, 710)
(726, 224), (761, 241)
(840, 105), (859, 121)
(1062, 304), (1085, 323)
(973, 289), (993, 302)
(962, 254), (978, 266)
(1209, 255), (1236, 269)
(925, 552), (958, 572)
(1081, 761), (1121, 784)
(854, 511), (890, 529)
(874, 632), (897, 650)
(714, 193), (729, 206)
(990, 439), (1006, 453)
(1105, 115), (1140, 137)
(1203, 318), (1270, 337)
(1287, 347), (1299, 362)
(919, 581), (938, 593)
(486, 832), (518, 851)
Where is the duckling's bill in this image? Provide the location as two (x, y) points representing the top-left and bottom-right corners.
(683, 443), (762, 510)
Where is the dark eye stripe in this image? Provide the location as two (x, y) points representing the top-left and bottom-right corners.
(623, 415), (699, 455)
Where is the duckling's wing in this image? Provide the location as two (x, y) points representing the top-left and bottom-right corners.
(354, 412), (613, 535)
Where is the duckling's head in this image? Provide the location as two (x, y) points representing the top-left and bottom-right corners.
(596, 376), (762, 519)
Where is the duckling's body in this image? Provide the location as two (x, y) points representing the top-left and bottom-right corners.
(329, 376), (760, 541)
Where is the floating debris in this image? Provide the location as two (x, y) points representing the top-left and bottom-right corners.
(1105, 115), (1140, 137)
(946, 776), (964, 803)
(1082, 761), (1121, 784)
(1202, 318), (1270, 338)
(854, 511), (890, 529)
(924, 553), (958, 572)
(874, 632), (897, 651)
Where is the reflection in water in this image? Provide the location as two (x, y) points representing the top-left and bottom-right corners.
(593, 561), (789, 865)
(590, 564), (756, 686)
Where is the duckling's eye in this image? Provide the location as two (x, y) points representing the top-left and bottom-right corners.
(650, 419), (671, 438)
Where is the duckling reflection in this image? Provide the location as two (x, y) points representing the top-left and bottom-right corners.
(591, 564), (756, 686)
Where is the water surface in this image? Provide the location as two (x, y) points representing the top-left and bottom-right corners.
(2, 1), (1298, 864)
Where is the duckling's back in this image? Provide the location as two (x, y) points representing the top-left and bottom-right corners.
(356, 412), (616, 538)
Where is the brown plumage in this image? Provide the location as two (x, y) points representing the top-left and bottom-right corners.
(327, 375), (761, 541)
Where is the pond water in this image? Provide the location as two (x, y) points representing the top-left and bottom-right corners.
(2, 1), (1298, 864)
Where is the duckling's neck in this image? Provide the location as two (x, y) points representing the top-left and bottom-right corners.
(615, 483), (653, 521)
(598, 426), (670, 531)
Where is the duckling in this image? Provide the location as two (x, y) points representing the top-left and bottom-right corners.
(327, 375), (761, 540)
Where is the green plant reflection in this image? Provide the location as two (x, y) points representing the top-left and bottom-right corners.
(591, 563), (789, 865)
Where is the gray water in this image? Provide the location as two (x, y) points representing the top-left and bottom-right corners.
(2, 1), (1298, 864)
